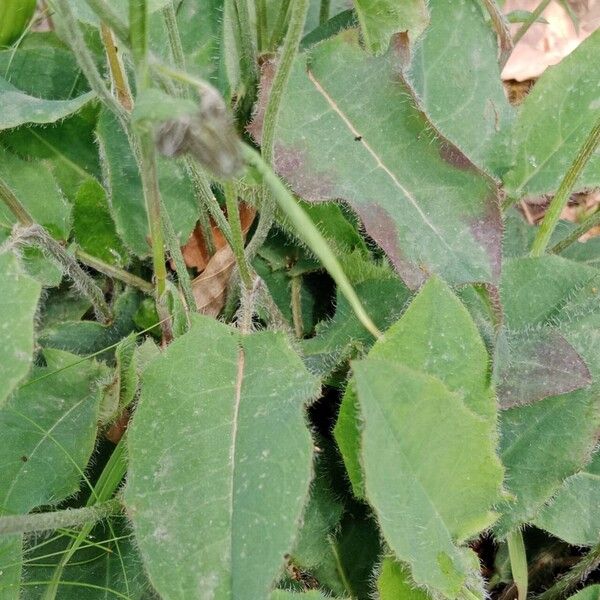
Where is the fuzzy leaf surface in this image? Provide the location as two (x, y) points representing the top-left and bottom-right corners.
(125, 316), (319, 600)
(250, 31), (502, 288)
(503, 30), (600, 199)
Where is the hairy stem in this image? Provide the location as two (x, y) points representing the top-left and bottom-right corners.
(508, 529), (529, 600)
(100, 23), (133, 111)
(531, 117), (600, 256)
(246, 0), (310, 260)
(224, 181), (253, 289)
(269, 0), (292, 49)
(0, 500), (121, 536)
(291, 275), (303, 337)
(536, 542), (600, 600)
(234, 0), (258, 88)
(243, 144), (381, 338)
(550, 209), (600, 254)
(185, 158), (234, 248)
(162, 1), (186, 72)
(52, 0), (126, 120)
(159, 199), (197, 311)
(75, 248), (154, 294)
(319, 0), (331, 25)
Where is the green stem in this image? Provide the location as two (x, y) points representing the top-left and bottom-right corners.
(234, 0), (258, 88)
(100, 23), (133, 111)
(162, 1), (186, 72)
(185, 158), (234, 248)
(531, 117), (600, 256)
(246, 0), (310, 260)
(328, 535), (354, 598)
(269, 0), (292, 49)
(549, 209), (600, 254)
(507, 529), (529, 600)
(52, 0), (125, 120)
(0, 177), (33, 225)
(83, 0), (129, 42)
(513, 0), (552, 45)
(481, 0), (513, 67)
(291, 275), (303, 337)
(42, 438), (128, 600)
(319, 0), (331, 25)
(536, 541), (600, 600)
(159, 199), (198, 311)
(256, 0), (268, 52)
(243, 144), (381, 339)
(75, 248), (154, 294)
(224, 181), (253, 289)
(137, 131), (168, 300)
(0, 500), (121, 536)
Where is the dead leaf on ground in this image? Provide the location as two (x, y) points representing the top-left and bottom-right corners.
(189, 203), (256, 316)
(502, 0), (600, 81)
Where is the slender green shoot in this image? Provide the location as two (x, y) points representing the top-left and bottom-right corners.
(513, 0), (552, 45)
(224, 181), (253, 289)
(507, 529), (528, 600)
(242, 144), (381, 339)
(550, 209), (600, 255)
(531, 117), (600, 256)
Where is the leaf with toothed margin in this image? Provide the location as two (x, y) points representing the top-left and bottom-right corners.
(494, 256), (600, 535)
(406, 0), (515, 176)
(336, 278), (503, 597)
(503, 30), (600, 200)
(352, 0), (429, 55)
(249, 30), (502, 289)
(125, 315), (320, 600)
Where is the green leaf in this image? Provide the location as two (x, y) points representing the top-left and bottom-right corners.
(21, 518), (150, 600)
(534, 450), (600, 546)
(0, 148), (71, 239)
(495, 256), (600, 534)
(354, 359), (498, 596)
(302, 277), (410, 378)
(0, 252), (41, 408)
(0, 537), (21, 600)
(251, 30), (502, 288)
(494, 328), (591, 408)
(353, 0), (428, 55)
(407, 0), (514, 174)
(0, 351), (106, 515)
(271, 591), (332, 600)
(377, 557), (432, 600)
(39, 289), (141, 358)
(567, 586), (600, 600)
(125, 316), (320, 600)
(96, 110), (199, 258)
(73, 178), (128, 267)
(347, 278), (503, 596)
(503, 30), (600, 199)
(0, 75), (94, 131)
(0, 38), (87, 100)
(335, 276), (499, 498)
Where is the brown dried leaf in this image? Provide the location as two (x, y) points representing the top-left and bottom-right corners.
(181, 203), (256, 272)
(191, 204), (256, 316)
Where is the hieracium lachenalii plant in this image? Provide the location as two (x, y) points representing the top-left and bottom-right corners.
(0, 0), (599, 599)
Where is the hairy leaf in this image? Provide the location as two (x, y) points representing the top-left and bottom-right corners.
(0, 76), (94, 131)
(250, 31), (502, 288)
(353, 0), (428, 55)
(96, 110), (198, 258)
(503, 30), (600, 199)
(348, 278), (503, 596)
(534, 450), (600, 546)
(125, 316), (320, 600)
(377, 558), (432, 600)
(0, 252), (41, 408)
(407, 0), (514, 174)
